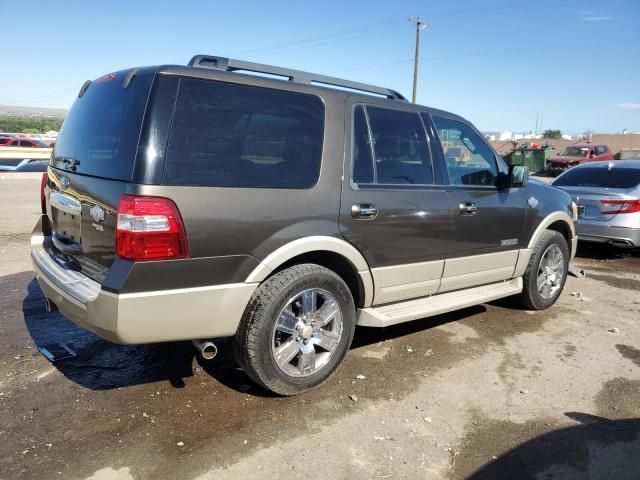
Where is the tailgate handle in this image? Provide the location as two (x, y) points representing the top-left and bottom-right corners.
(52, 234), (84, 256)
(50, 191), (81, 216)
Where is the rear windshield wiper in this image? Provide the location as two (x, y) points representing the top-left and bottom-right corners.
(54, 156), (81, 170)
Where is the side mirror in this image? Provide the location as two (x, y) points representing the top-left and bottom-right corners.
(509, 164), (529, 187)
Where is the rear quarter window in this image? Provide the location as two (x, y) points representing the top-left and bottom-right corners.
(163, 78), (324, 188)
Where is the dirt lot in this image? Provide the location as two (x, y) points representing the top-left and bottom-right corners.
(0, 175), (638, 480)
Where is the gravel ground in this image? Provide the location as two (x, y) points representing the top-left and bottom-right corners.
(0, 174), (638, 480)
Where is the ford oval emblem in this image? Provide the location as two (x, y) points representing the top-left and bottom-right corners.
(60, 177), (70, 190)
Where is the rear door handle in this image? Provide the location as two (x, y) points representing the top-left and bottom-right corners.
(459, 202), (478, 215)
(351, 203), (378, 219)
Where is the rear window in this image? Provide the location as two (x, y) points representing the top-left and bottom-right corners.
(52, 70), (153, 181)
(163, 78), (324, 188)
(553, 165), (640, 189)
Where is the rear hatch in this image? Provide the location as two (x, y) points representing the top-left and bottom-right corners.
(46, 69), (154, 282)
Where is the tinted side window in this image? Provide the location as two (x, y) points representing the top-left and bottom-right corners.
(352, 106), (374, 184)
(596, 146), (607, 155)
(432, 116), (497, 186)
(353, 106), (432, 185)
(164, 78), (324, 188)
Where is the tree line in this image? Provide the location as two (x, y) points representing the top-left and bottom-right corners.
(0, 115), (65, 134)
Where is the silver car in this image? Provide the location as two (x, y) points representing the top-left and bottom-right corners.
(553, 160), (640, 248)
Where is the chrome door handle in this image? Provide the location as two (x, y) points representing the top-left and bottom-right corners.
(459, 202), (478, 215)
(351, 203), (378, 219)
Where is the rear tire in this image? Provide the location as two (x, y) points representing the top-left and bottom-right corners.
(520, 230), (569, 310)
(233, 264), (356, 396)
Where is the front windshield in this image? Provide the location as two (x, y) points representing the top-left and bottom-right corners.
(560, 147), (589, 157)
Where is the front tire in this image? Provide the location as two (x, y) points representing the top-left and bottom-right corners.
(520, 230), (569, 310)
(233, 264), (356, 396)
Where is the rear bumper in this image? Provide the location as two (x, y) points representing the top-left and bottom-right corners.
(577, 223), (640, 248)
(31, 222), (257, 344)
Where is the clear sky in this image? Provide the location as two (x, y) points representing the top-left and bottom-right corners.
(1, 0), (638, 134)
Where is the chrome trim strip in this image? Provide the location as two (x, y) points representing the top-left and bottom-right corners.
(50, 191), (81, 216)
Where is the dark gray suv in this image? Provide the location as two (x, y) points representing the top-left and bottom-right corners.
(32, 55), (578, 395)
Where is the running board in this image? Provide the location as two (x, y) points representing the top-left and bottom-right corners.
(357, 277), (523, 327)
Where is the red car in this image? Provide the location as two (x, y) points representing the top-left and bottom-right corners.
(547, 144), (614, 175)
(0, 137), (49, 148)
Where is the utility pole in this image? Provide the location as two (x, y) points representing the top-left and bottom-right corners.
(409, 16), (431, 104)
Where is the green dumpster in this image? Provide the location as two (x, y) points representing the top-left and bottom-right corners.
(508, 147), (551, 173)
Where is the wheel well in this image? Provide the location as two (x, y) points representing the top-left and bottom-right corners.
(547, 220), (572, 247)
(272, 251), (365, 307)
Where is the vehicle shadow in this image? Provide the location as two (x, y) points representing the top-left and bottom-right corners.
(22, 277), (486, 394)
(464, 413), (640, 480)
(23, 277), (204, 390)
(576, 241), (639, 260)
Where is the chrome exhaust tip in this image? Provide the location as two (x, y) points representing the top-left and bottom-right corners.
(44, 298), (56, 313)
(192, 339), (218, 360)
(609, 239), (634, 248)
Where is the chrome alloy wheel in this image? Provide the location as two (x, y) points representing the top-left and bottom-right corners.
(537, 244), (565, 300)
(271, 288), (343, 377)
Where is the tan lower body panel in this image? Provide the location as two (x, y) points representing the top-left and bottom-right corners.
(513, 249), (533, 277)
(100, 284), (258, 343)
(438, 250), (519, 293)
(357, 277), (523, 328)
(33, 250), (258, 344)
(371, 260), (444, 305)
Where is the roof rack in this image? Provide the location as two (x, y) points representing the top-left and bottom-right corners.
(188, 55), (407, 101)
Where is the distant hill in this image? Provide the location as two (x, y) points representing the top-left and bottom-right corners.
(0, 106), (67, 117)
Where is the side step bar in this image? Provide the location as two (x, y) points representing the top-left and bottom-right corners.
(357, 277), (523, 327)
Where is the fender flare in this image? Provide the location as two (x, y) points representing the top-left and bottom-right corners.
(245, 236), (374, 307)
(527, 211), (576, 257)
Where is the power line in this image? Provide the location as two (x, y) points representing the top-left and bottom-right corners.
(0, 0), (611, 107)
(335, 39), (632, 75)
(229, 0), (591, 61)
(229, 19), (405, 58)
(0, 87), (77, 107)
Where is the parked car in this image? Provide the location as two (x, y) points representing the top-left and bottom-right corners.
(547, 144), (614, 175)
(32, 55), (577, 395)
(0, 137), (49, 148)
(553, 161), (640, 249)
(0, 158), (48, 172)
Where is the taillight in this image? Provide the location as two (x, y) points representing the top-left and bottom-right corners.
(40, 172), (47, 214)
(600, 199), (640, 215)
(116, 195), (188, 261)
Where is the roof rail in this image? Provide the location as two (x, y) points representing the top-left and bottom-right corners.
(188, 55), (407, 101)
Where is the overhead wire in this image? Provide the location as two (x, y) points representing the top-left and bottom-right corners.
(0, 0), (615, 107)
